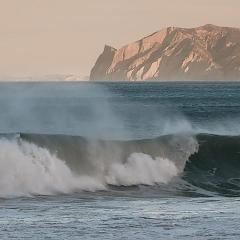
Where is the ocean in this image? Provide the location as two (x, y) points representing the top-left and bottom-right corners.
(0, 82), (240, 239)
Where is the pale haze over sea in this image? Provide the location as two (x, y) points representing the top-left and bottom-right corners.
(0, 0), (239, 79)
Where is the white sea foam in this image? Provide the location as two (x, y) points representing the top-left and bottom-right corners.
(105, 152), (179, 186)
(0, 136), (192, 197)
(0, 138), (105, 197)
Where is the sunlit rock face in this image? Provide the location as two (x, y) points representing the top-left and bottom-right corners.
(90, 25), (240, 81)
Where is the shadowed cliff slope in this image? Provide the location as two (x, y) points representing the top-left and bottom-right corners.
(90, 25), (240, 81)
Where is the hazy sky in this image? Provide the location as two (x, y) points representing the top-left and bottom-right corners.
(0, 0), (239, 77)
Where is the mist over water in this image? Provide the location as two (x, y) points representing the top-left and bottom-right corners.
(0, 82), (240, 138)
(0, 82), (240, 198)
(0, 82), (196, 139)
(0, 83), (127, 138)
(0, 82), (195, 197)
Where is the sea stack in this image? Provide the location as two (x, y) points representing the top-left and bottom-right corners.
(90, 24), (240, 81)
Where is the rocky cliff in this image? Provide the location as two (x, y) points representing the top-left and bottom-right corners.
(90, 24), (240, 81)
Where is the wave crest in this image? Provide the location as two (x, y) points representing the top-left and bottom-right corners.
(0, 133), (198, 197)
(0, 138), (105, 197)
(1, 133), (240, 197)
(106, 153), (179, 186)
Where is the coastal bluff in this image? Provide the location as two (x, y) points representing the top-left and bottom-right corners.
(90, 24), (240, 81)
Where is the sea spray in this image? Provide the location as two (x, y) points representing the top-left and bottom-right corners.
(2, 133), (240, 197)
(105, 153), (179, 186)
(0, 133), (199, 197)
(0, 138), (105, 197)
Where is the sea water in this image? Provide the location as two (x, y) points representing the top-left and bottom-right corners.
(0, 82), (240, 239)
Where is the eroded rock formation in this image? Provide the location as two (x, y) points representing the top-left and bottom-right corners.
(90, 25), (240, 81)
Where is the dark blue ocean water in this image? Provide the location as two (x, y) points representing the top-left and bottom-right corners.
(0, 82), (240, 239)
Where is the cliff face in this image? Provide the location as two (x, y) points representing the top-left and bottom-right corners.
(90, 25), (240, 81)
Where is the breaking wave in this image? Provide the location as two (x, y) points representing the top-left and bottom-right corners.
(0, 133), (240, 197)
(0, 137), (105, 197)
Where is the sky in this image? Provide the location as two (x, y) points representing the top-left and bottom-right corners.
(0, 0), (239, 78)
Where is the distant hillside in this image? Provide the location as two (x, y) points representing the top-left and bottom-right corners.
(90, 24), (240, 81)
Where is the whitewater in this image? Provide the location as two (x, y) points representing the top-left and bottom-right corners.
(0, 82), (240, 239)
(0, 133), (198, 197)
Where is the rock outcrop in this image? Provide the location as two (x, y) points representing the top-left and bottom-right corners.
(90, 24), (240, 81)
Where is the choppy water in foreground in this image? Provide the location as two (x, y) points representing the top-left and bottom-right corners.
(0, 82), (240, 239)
(1, 195), (240, 240)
